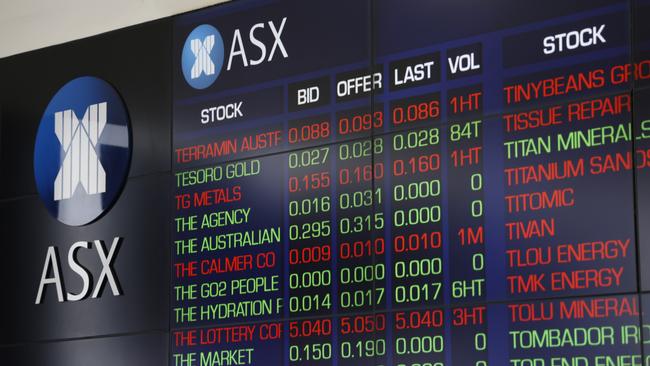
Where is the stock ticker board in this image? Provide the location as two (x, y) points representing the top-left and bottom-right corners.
(171, 0), (650, 365)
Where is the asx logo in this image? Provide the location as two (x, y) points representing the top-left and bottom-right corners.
(33, 76), (131, 226)
(53, 102), (107, 201)
(182, 17), (289, 89)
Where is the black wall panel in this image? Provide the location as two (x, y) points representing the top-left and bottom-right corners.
(0, 332), (168, 366)
(0, 16), (173, 365)
(0, 173), (170, 343)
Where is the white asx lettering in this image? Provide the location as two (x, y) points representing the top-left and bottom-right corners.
(35, 237), (122, 304)
(227, 17), (288, 70)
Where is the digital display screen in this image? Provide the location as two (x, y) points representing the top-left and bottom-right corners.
(171, 0), (650, 364)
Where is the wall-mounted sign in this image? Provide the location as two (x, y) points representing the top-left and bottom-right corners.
(0, 19), (171, 346)
(33, 76), (131, 226)
(170, 0), (650, 365)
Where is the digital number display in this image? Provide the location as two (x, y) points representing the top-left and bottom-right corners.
(171, 0), (650, 364)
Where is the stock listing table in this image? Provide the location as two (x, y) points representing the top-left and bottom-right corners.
(171, 0), (650, 365)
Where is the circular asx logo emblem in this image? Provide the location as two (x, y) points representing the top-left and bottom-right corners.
(33, 76), (131, 226)
(182, 24), (224, 89)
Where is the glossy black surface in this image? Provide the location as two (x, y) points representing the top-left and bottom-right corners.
(0, 332), (168, 366)
(0, 173), (170, 343)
